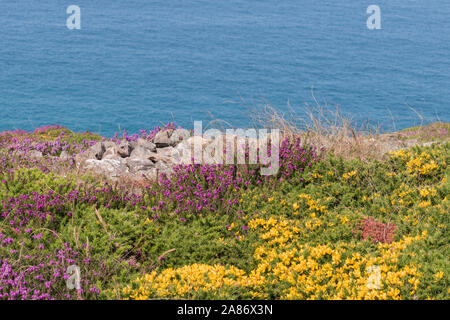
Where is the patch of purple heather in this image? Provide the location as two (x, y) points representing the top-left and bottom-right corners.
(0, 238), (100, 300)
(0, 185), (144, 228)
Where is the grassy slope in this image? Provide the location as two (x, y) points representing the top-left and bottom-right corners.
(0, 124), (448, 300)
(123, 143), (449, 300)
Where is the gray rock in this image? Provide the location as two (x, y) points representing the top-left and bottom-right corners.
(147, 152), (161, 163)
(169, 129), (191, 146)
(156, 146), (175, 157)
(130, 145), (155, 160)
(152, 147), (183, 166)
(203, 137), (225, 164)
(27, 150), (43, 160)
(91, 142), (106, 160)
(59, 151), (71, 161)
(186, 136), (213, 148)
(117, 141), (132, 158)
(126, 158), (155, 173)
(75, 152), (90, 166)
(422, 141), (440, 147)
(155, 160), (173, 175)
(139, 168), (158, 181)
(174, 142), (193, 164)
(103, 141), (117, 149)
(153, 130), (173, 148)
(82, 158), (129, 180)
(102, 145), (120, 159)
(131, 138), (157, 152)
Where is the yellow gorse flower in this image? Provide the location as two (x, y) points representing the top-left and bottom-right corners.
(124, 216), (427, 300)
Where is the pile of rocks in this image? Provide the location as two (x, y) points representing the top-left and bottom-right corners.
(75, 128), (207, 183)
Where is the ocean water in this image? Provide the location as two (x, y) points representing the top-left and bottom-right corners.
(1, 0), (449, 136)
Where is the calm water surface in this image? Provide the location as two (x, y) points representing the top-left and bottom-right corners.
(1, 0), (449, 136)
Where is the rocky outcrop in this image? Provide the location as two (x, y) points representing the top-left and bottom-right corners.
(74, 127), (277, 184)
(26, 150), (43, 160)
(117, 141), (132, 158)
(75, 129), (195, 183)
(75, 128), (249, 183)
(153, 130), (172, 148)
(153, 128), (190, 148)
(131, 138), (156, 152)
(82, 158), (129, 179)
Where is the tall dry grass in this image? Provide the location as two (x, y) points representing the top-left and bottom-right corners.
(249, 99), (414, 161)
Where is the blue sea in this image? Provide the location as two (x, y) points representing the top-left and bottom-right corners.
(1, 0), (449, 136)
